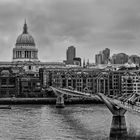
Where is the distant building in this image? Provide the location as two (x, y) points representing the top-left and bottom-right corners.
(20, 75), (41, 97)
(0, 66), (43, 97)
(122, 71), (140, 94)
(13, 21), (39, 62)
(39, 67), (110, 95)
(83, 58), (86, 68)
(73, 57), (81, 66)
(0, 20), (65, 76)
(129, 55), (140, 66)
(0, 20), (65, 96)
(12, 21), (64, 73)
(66, 46), (76, 64)
(0, 67), (24, 97)
(111, 53), (129, 64)
(95, 53), (102, 65)
(95, 48), (110, 65)
(102, 48), (110, 64)
(108, 70), (125, 96)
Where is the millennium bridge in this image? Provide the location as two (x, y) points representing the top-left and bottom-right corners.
(50, 86), (140, 139)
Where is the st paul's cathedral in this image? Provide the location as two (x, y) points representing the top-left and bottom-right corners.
(0, 21), (64, 76)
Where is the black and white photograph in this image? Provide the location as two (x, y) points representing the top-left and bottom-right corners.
(0, 0), (140, 139)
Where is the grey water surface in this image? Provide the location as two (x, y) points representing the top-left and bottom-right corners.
(0, 104), (140, 140)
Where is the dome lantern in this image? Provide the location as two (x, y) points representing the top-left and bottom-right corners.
(23, 19), (28, 34)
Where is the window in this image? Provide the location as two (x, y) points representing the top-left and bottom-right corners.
(9, 78), (15, 85)
(29, 65), (32, 70)
(68, 79), (72, 87)
(1, 90), (6, 95)
(1, 79), (7, 85)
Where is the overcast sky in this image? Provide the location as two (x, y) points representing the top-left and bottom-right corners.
(0, 0), (140, 63)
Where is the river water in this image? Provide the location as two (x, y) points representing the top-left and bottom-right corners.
(0, 104), (140, 140)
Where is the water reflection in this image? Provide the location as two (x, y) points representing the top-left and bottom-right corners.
(53, 105), (140, 140)
(55, 107), (97, 140)
(110, 115), (127, 140)
(109, 114), (140, 140)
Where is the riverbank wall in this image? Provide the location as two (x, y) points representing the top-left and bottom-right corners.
(0, 97), (103, 105)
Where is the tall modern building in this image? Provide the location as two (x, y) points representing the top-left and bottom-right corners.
(66, 46), (76, 64)
(95, 48), (110, 65)
(102, 48), (110, 63)
(111, 53), (129, 64)
(129, 55), (140, 66)
(95, 53), (102, 65)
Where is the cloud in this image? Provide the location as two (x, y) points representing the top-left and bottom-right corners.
(0, 0), (139, 62)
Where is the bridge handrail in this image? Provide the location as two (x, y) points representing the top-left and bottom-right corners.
(60, 88), (92, 97)
(116, 99), (140, 108)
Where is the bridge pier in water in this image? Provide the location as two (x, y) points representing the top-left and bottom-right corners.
(50, 87), (65, 108)
(110, 110), (127, 139)
(97, 93), (127, 139)
(56, 94), (65, 108)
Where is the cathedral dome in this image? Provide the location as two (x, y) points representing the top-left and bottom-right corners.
(16, 21), (35, 46)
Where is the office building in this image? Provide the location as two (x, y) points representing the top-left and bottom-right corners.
(95, 48), (110, 65)
(111, 53), (129, 64)
(73, 57), (81, 66)
(66, 46), (76, 64)
(122, 71), (140, 94)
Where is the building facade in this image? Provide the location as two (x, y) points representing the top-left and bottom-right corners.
(66, 46), (76, 65)
(0, 21), (65, 97)
(11, 21), (65, 73)
(95, 48), (110, 65)
(95, 53), (102, 65)
(13, 21), (38, 62)
(39, 67), (110, 95)
(122, 71), (140, 94)
(129, 55), (140, 66)
(111, 53), (129, 64)
(73, 57), (81, 66)
(0, 67), (23, 97)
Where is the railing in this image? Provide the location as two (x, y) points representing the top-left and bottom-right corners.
(113, 99), (140, 113)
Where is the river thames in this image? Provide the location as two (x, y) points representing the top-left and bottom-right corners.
(0, 104), (140, 140)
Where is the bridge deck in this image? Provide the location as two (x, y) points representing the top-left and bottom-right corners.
(51, 86), (140, 114)
(111, 98), (140, 113)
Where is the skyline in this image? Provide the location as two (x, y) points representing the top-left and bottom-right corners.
(0, 0), (140, 62)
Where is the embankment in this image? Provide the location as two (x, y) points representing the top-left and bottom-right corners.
(0, 97), (102, 105)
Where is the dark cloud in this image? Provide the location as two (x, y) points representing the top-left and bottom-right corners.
(0, 0), (140, 62)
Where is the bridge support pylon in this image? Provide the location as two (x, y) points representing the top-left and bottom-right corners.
(56, 94), (65, 108)
(97, 93), (127, 139)
(50, 87), (65, 108)
(110, 115), (127, 139)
